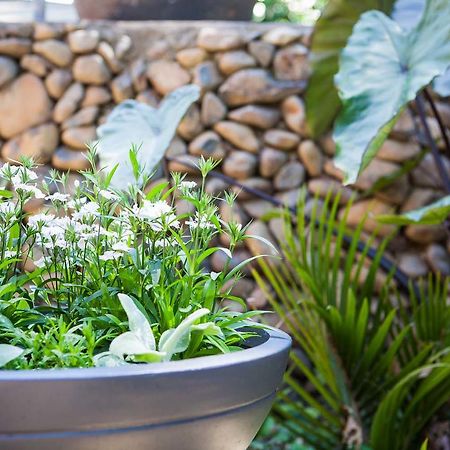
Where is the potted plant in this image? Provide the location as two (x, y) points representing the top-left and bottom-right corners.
(75, 0), (256, 21)
(0, 89), (290, 449)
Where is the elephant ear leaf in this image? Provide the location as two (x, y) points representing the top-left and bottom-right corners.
(378, 195), (450, 225)
(0, 344), (23, 367)
(333, 0), (450, 185)
(96, 85), (200, 190)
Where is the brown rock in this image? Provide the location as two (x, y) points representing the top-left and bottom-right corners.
(111, 71), (134, 103)
(354, 159), (400, 191)
(61, 126), (96, 150)
(264, 129), (300, 151)
(231, 177), (273, 201)
(324, 159), (345, 180)
(53, 82), (84, 123)
(342, 199), (396, 236)
(45, 69), (72, 99)
(259, 147), (289, 178)
(97, 41), (123, 74)
(263, 27), (303, 46)
(228, 105), (280, 129)
(62, 106), (99, 130)
(68, 29), (100, 53)
(33, 40), (72, 67)
(219, 69), (304, 106)
(177, 104), (203, 140)
(274, 162), (305, 191)
(401, 188), (441, 213)
(405, 224), (447, 244)
(0, 38), (31, 57)
(205, 177), (229, 196)
(214, 121), (259, 153)
(146, 40), (173, 60)
(197, 28), (245, 51)
(217, 50), (256, 75)
(176, 47), (207, 68)
(282, 95), (307, 135)
(245, 221), (278, 259)
(375, 175), (411, 206)
(201, 92), (227, 126)
(377, 139), (420, 163)
(222, 151), (257, 180)
(308, 178), (354, 205)
(412, 154), (450, 189)
(2, 122), (58, 163)
(189, 131), (225, 160)
(390, 110), (415, 141)
(130, 58), (147, 92)
(168, 154), (200, 174)
(82, 86), (111, 107)
(248, 40), (275, 68)
(398, 252), (428, 278)
(0, 74), (52, 138)
(20, 54), (50, 77)
(241, 199), (274, 219)
(219, 201), (249, 225)
(166, 136), (187, 158)
(247, 286), (269, 309)
(211, 249), (253, 277)
(0, 24), (33, 39)
(425, 244), (450, 276)
(0, 56), (18, 88)
(193, 61), (223, 92)
(115, 34), (132, 60)
(275, 188), (301, 207)
(33, 23), (64, 41)
(222, 278), (255, 301)
(52, 147), (90, 171)
(298, 140), (323, 176)
(147, 60), (190, 95)
(136, 89), (159, 107)
(274, 44), (309, 81)
(319, 133), (336, 156)
(73, 54), (112, 85)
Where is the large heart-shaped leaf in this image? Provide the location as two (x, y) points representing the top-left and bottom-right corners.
(377, 195), (450, 225)
(97, 85), (200, 189)
(305, 0), (395, 137)
(333, 0), (450, 185)
(392, 0), (450, 97)
(0, 343), (23, 367)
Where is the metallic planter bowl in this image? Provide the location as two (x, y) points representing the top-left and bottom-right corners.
(0, 328), (291, 450)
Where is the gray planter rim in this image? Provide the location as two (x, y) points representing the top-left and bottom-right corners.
(0, 327), (290, 380)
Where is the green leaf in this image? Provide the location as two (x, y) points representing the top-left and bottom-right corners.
(333, 0), (450, 184)
(305, 0), (395, 137)
(0, 344), (23, 367)
(420, 439), (428, 450)
(97, 85), (200, 189)
(377, 195), (450, 225)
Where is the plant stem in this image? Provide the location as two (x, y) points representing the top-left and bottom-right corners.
(415, 94), (450, 194)
(165, 155), (414, 295)
(423, 89), (450, 157)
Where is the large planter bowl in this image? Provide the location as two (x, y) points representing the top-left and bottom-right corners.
(0, 327), (290, 450)
(75, 0), (256, 21)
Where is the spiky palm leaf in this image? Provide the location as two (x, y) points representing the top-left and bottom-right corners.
(254, 191), (450, 450)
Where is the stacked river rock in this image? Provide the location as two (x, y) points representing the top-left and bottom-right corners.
(0, 21), (449, 307)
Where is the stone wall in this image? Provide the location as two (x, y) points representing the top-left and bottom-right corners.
(0, 21), (449, 304)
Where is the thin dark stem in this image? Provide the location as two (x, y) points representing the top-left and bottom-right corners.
(415, 94), (450, 194)
(423, 89), (450, 157)
(165, 156), (414, 295)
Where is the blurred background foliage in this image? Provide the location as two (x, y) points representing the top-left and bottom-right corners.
(253, 0), (328, 24)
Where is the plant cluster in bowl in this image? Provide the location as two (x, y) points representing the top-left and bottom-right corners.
(0, 150), (269, 370)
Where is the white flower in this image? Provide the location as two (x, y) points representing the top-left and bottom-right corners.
(99, 251), (122, 261)
(180, 181), (197, 189)
(134, 200), (172, 221)
(186, 212), (215, 230)
(72, 201), (99, 221)
(99, 190), (119, 201)
(0, 163), (19, 179)
(0, 201), (16, 215)
(210, 271), (221, 280)
(4, 250), (16, 258)
(112, 242), (131, 252)
(67, 196), (87, 210)
(15, 184), (45, 199)
(28, 213), (56, 229)
(45, 193), (70, 203)
(73, 179), (80, 188)
(34, 257), (46, 268)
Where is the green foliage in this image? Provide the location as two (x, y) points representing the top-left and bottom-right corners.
(96, 85), (200, 189)
(333, 0), (450, 185)
(0, 154), (262, 369)
(253, 0), (326, 24)
(378, 195), (450, 225)
(254, 192), (450, 450)
(305, 0), (395, 137)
